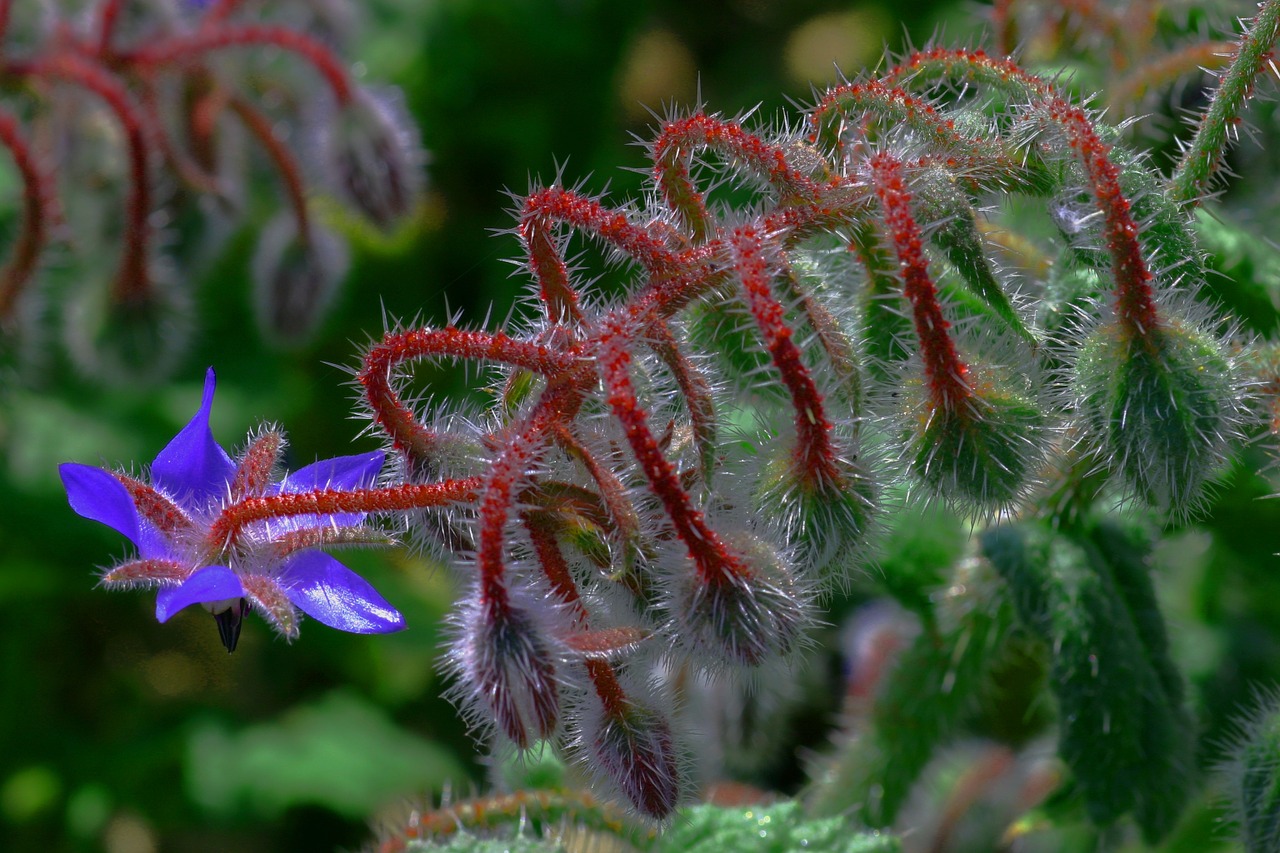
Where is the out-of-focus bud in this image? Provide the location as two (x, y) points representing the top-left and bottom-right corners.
(671, 530), (811, 668)
(1073, 317), (1237, 517)
(63, 265), (192, 385)
(251, 213), (350, 346)
(321, 85), (424, 231)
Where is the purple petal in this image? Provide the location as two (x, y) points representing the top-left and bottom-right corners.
(60, 463), (143, 545)
(277, 551), (405, 634)
(276, 450), (385, 494)
(265, 450), (384, 535)
(155, 565), (245, 622)
(151, 368), (234, 509)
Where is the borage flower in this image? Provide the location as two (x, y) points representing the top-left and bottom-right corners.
(60, 368), (405, 651)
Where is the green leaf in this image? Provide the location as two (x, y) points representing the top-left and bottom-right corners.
(663, 800), (899, 853)
(981, 522), (1196, 842)
(185, 690), (468, 818)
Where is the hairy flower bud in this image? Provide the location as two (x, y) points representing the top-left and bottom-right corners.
(251, 213), (350, 346)
(670, 530), (811, 668)
(448, 592), (562, 749)
(321, 86), (423, 231)
(1073, 317), (1237, 516)
(576, 680), (681, 820)
(908, 379), (1048, 510)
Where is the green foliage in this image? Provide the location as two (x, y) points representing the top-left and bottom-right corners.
(982, 521), (1196, 842)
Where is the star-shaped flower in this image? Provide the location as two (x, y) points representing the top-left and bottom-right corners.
(60, 368), (405, 651)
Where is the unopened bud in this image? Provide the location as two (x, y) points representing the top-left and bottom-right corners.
(1073, 318), (1236, 516)
(450, 596), (561, 749)
(322, 86), (424, 231)
(584, 695), (680, 820)
(909, 381), (1047, 510)
(251, 213), (350, 346)
(672, 530), (811, 668)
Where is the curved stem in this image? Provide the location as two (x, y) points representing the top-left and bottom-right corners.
(225, 93), (311, 237)
(1170, 0), (1280, 205)
(730, 224), (839, 484)
(19, 52), (152, 302)
(869, 153), (971, 410)
(598, 314), (747, 587)
(123, 24), (354, 105)
(0, 107), (49, 321)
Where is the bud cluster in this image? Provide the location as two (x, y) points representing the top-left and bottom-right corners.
(341, 28), (1274, 817)
(0, 0), (423, 381)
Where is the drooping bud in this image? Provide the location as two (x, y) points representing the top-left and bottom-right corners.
(63, 267), (192, 386)
(1073, 316), (1237, 516)
(756, 445), (879, 579)
(251, 213), (350, 346)
(321, 85), (424, 231)
(577, 664), (681, 821)
(448, 593), (561, 749)
(670, 530), (812, 668)
(907, 377), (1048, 510)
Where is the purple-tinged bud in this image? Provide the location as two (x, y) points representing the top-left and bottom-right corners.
(448, 593), (561, 749)
(576, 665), (682, 820)
(251, 213), (350, 347)
(321, 85), (424, 231)
(670, 530), (812, 669)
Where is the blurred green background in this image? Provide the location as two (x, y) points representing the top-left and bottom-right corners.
(10, 1), (1280, 851)
(0, 1), (960, 850)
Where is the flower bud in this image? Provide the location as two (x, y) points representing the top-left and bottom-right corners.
(251, 213), (350, 347)
(1221, 691), (1280, 852)
(63, 268), (192, 386)
(908, 378), (1047, 511)
(321, 86), (424, 231)
(671, 530), (811, 668)
(756, 448), (879, 579)
(1073, 318), (1236, 516)
(449, 594), (561, 749)
(580, 692), (681, 820)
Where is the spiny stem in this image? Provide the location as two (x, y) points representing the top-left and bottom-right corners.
(869, 153), (971, 410)
(475, 385), (584, 611)
(524, 512), (590, 626)
(208, 478), (481, 549)
(359, 326), (577, 462)
(651, 112), (823, 241)
(1170, 0), (1280, 205)
(96, 0), (124, 56)
(730, 224), (839, 484)
(599, 316), (747, 587)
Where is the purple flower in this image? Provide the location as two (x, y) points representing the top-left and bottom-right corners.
(60, 368), (405, 651)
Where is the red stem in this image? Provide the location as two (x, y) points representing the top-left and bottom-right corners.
(209, 478), (482, 549)
(730, 224), (839, 484)
(226, 94), (311, 238)
(879, 48), (1160, 338)
(652, 113), (823, 240)
(17, 53), (152, 302)
(598, 315), (747, 586)
(123, 24), (353, 105)
(360, 326), (577, 463)
(96, 0), (124, 56)
(869, 153), (971, 409)
(0, 108), (49, 321)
